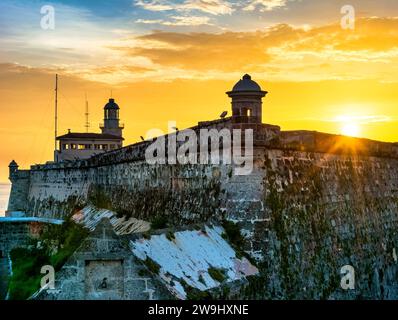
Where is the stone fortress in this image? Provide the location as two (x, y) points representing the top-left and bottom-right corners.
(2, 75), (398, 300)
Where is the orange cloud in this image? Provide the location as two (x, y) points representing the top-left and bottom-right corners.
(112, 24), (300, 72)
(106, 18), (398, 83)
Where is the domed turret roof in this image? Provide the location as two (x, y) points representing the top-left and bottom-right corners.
(232, 74), (262, 92)
(9, 160), (18, 167)
(104, 98), (119, 110)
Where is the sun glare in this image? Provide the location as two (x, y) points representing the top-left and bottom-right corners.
(341, 122), (360, 137)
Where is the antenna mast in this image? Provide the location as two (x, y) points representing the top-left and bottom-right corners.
(55, 74), (58, 150)
(84, 92), (90, 133)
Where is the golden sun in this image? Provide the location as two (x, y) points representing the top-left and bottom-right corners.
(341, 122), (360, 137)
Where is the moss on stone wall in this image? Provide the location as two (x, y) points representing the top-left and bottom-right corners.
(86, 170), (223, 225)
(208, 267), (227, 283)
(253, 151), (398, 300)
(7, 217), (89, 300)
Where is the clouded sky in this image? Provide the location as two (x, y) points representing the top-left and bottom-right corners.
(1, 0), (398, 181)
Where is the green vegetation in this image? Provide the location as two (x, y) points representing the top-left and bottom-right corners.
(138, 269), (150, 277)
(143, 257), (161, 275)
(242, 274), (270, 299)
(166, 231), (175, 242)
(88, 187), (112, 210)
(208, 267), (227, 283)
(8, 248), (49, 300)
(222, 220), (244, 248)
(142, 231), (151, 239)
(151, 216), (168, 230)
(7, 217), (89, 300)
(180, 279), (212, 300)
(186, 287), (212, 300)
(41, 218), (89, 270)
(198, 274), (206, 286)
(221, 220), (255, 264)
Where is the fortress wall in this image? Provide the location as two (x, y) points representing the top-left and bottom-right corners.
(7, 130), (398, 298)
(27, 166), (90, 218)
(247, 149), (398, 299)
(0, 222), (32, 258)
(7, 170), (30, 214)
(22, 119), (275, 222)
(0, 220), (50, 260)
(26, 158), (257, 224)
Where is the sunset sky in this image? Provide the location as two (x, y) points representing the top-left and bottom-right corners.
(1, 0), (398, 182)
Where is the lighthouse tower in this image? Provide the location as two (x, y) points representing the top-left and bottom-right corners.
(100, 98), (124, 137)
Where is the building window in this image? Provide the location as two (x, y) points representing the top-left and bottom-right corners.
(95, 144), (108, 150)
(62, 144), (69, 150)
(78, 144), (91, 150)
(242, 108), (252, 117)
(70, 144), (77, 149)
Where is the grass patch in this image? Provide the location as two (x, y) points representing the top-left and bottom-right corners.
(198, 274), (206, 286)
(180, 279), (212, 300)
(221, 219), (255, 264)
(142, 231), (151, 240)
(186, 288), (212, 300)
(222, 220), (244, 248)
(88, 187), (112, 210)
(166, 231), (175, 242)
(40, 217), (90, 271)
(138, 269), (150, 277)
(7, 248), (49, 300)
(143, 257), (161, 275)
(151, 216), (168, 230)
(7, 217), (89, 300)
(208, 267), (227, 283)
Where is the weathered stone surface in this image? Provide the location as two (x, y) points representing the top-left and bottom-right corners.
(35, 219), (172, 300)
(131, 225), (259, 300)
